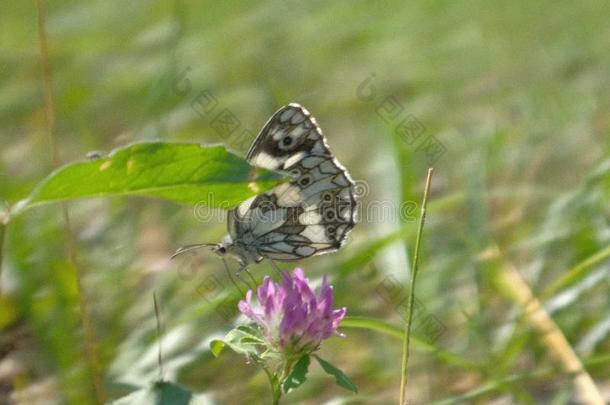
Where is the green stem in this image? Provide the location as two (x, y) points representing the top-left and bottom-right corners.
(399, 168), (433, 405)
(35, 1), (105, 402)
(262, 366), (282, 405)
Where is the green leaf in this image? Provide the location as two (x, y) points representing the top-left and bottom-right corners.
(110, 381), (192, 405)
(282, 355), (310, 394)
(209, 339), (226, 357)
(210, 324), (265, 358)
(341, 316), (477, 370)
(231, 325), (266, 345)
(313, 355), (358, 393)
(10, 142), (282, 219)
(542, 244), (610, 300)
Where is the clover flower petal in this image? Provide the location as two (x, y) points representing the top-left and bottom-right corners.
(238, 268), (346, 354)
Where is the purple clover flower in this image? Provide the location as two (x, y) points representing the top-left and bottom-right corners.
(238, 268), (346, 354)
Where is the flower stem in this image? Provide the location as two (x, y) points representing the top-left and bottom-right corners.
(399, 168), (433, 405)
(262, 365), (282, 405)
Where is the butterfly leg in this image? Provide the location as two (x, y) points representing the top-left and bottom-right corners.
(221, 257), (246, 296)
(233, 263), (257, 291)
(268, 259), (288, 278)
(240, 267), (258, 289)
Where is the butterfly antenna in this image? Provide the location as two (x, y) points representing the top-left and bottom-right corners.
(170, 243), (216, 260)
(221, 257), (245, 296)
(153, 291), (165, 382)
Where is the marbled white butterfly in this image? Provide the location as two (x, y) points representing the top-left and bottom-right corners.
(174, 104), (357, 271)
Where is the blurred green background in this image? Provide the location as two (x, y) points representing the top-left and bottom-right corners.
(1, 0), (610, 403)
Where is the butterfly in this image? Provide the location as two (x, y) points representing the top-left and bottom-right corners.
(173, 103), (357, 271)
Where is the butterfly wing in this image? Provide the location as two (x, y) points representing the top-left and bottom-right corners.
(247, 103), (332, 171)
(228, 104), (357, 261)
(247, 103), (356, 213)
(228, 184), (355, 261)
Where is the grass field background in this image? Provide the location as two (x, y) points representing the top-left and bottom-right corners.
(1, 1), (609, 403)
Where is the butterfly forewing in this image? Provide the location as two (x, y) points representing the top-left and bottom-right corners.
(246, 104), (332, 172)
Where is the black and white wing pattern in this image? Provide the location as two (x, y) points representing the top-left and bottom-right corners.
(228, 104), (357, 262)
